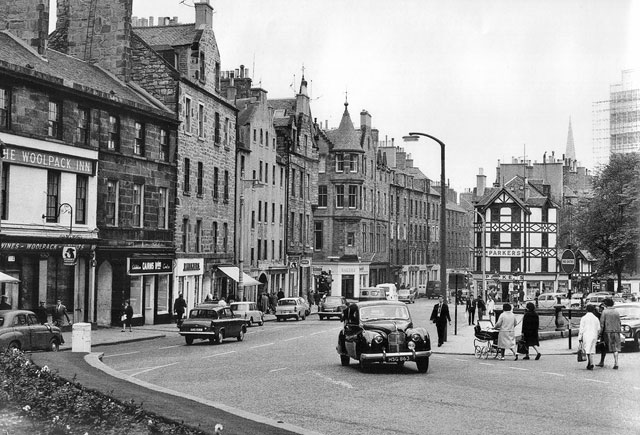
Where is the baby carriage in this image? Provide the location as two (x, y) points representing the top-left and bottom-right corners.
(473, 319), (499, 359)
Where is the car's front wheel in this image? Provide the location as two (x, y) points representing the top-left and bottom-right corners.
(258, 317), (264, 326)
(237, 327), (245, 342)
(340, 354), (350, 366)
(215, 330), (224, 344)
(49, 338), (60, 352)
(8, 341), (20, 351)
(416, 357), (429, 373)
(319, 315), (324, 320)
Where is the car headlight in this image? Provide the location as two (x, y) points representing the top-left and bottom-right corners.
(623, 325), (630, 332)
(372, 334), (384, 345)
(407, 341), (416, 350)
(411, 333), (423, 342)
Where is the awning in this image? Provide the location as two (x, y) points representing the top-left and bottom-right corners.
(217, 266), (261, 286)
(0, 272), (19, 283)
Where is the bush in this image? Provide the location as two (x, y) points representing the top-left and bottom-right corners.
(0, 349), (211, 434)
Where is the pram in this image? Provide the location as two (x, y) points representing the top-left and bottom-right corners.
(473, 319), (499, 359)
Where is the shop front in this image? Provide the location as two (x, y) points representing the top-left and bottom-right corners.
(126, 257), (173, 325)
(174, 258), (204, 313)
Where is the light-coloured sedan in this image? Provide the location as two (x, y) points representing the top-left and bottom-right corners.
(0, 310), (64, 352)
(230, 301), (264, 326)
(276, 297), (307, 321)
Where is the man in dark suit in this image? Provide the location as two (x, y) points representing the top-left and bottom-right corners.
(465, 297), (476, 325)
(430, 296), (451, 347)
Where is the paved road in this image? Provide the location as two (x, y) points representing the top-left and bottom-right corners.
(101, 300), (640, 435)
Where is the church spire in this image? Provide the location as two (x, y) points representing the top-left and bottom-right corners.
(566, 117), (576, 161)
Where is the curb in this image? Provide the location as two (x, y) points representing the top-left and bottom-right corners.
(60, 333), (167, 351)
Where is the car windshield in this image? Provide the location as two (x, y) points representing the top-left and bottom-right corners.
(189, 309), (218, 319)
(398, 290), (410, 296)
(615, 306), (640, 319)
(230, 303), (246, 311)
(359, 305), (409, 321)
(278, 299), (297, 306)
(325, 297), (342, 303)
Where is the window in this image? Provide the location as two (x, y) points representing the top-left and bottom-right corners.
(265, 163), (269, 184)
(280, 168), (284, 187)
(197, 162), (203, 195)
(541, 232), (548, 248)
(185, 97), (192, 133)
(46, 171), (60, 222)
(213, 167), (219, 200)
(48, 101), (62, 139)
(134, 122), (145, 155)
(258, 201), (262, 222)
(132, 184), (143, 227)
(106, 180), (118, 225)
(347, 232), (355, 246)
(264, 202), (268, 223)
(259, 161), (263, 182)
(195, 219), (202, 252)
(198, 104), (204, 138)
(291, 169), (295, 197)
(541, 206), (549, 223)
(108, 115), (120, 150)
(75, 175), (87, 224)
(214, 112), (221, 144)
(182, 218), (189, 252)
(318, 185), (327, 207)
(272, 203), (275, 223)
(224, 117), (229, 146)
(159, 128), (170, 162)
(158, 187), (168, 229)
(184, 158), (190, 193)
(299, 213), (303, 241)
(251, 210), (255, 229)
(77, 107), (90, 144)
(348, 185), (358, 208)
(336, 185), (344, 208)
(272, 166), (276, 185)
(260, 128), (263, 144)
(279, 204), (283, 224)
(224, 170), (229, 201)
(336, 153), (344, 172)
(348, 154), (358, 173)
(315, 221), (323, 250)
(299, 170), (304, 197)
(0, 87), (9, 128)
(223, 223), (228, 252)
(1, 164), (9, 220)
(212, 222), (218, 253)
(199, 52), (205, 81)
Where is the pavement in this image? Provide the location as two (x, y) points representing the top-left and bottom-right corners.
(28, 304), (580, 435)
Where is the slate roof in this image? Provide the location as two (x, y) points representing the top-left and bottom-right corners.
(269, 98), (295, 128)
(0, 31), (173, 116)
(324, 103), (362, 152)
(133, 24), (202, 49)
(237, 103), (258, 127)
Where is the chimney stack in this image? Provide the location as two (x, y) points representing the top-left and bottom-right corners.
(476, 168), (486, 198)
(1, 0), (49, 55)
(195, 0), (214, 29)
(360, 110), (372, 130)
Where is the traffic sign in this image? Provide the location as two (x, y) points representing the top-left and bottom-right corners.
(560, 249), (575, 274)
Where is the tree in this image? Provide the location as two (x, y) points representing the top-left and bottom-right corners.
(574, 153), (640, 291)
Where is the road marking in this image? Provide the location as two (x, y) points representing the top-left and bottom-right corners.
(128, 362), (178, 377)
(201, 350), (237, 359)
(270, 367), (288, 373)
(250, 343), (275, 349)
(158, 345), (181, 350)
(508, 367), (529, 371)
(454, 358), (466, 362)
(102, 351), (140, 358)
(313, 371), (353, 389)
(541, 372), (564, 377)
(479, 363), (494, 366)
(284, 336), (304, 342)
(584, 379), (609, 384)
(310, 330), (333, 336)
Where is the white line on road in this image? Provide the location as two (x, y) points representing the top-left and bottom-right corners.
(313, 371), (353, 389)
(269, 367), (288, 373)
(541, 372), (564, 377)
(284, 336), (305, 342)
(508, 367), (529, 371)
(479, 363), (494, 366)
(129, 362), (178, 377)
(158, 345), (181, 350)
(310, 330), (333, 336)
(584, 379), (609, 384)
(250, 343), (275, 349)
(102, 351), (140, 358)
(454, 358), (466, 362)
(201, 351), (237, 359)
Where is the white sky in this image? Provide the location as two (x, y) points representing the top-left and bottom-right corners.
(52, 0), (640, 193)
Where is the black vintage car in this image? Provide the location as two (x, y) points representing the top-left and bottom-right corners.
(179, 304), (247, 345)
(336, 301), (431, 373)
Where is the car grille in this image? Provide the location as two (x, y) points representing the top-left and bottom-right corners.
(388, 331), (405, 353)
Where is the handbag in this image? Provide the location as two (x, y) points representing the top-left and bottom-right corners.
(577, 344), (586, 362)
(516, 339), (528, 355)
(121, 314), (127, 322)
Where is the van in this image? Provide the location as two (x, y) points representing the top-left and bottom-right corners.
(426, 282), (440, 299)
(376, 283), (398, 301)
(358, 287), (386, 301)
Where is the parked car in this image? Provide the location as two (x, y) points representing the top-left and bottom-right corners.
(585, 293), (613, 312)
(569, 293), (584, 308)
(376, 283), (398, 301)
(276, 297), (307, 321)
(0, 310), (64, 352)
(230, 301), (263, 327)
(179, 304), (247, 345)
(336, 301), (432, 373)
(319, 296), (348, 320)
(398, 288), (416, 304)
(614, 303), (640, 350)
(358, 287), (387, 301)
(536, 292), (569, 308)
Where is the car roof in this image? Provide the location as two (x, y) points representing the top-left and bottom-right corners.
(193, 304), (224, 310)
(352, 300), (406, 308)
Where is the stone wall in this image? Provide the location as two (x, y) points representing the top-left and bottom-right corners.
(0, 0), (49, 54)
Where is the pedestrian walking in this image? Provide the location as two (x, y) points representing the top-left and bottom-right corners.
(53, 299), (71, 327)
(218, 297), (227, 307)
(430, 296), (451, 347)
(173, 293), (187, 325)
(465, 297), (476, 325)
(597, 298), (621, 369)
(269, 292), (278, 313)
(578, 304), (601, 370)
(121, 300), (133, 332)
(521, 302), (541, 360)
(494, 303), (518, 360)
(476, 296), (487, 321)
(0, 295), (11, 310)
(261, 292), (269, 314)
(487, 296), (495, 323)
(34, 301), (48, 324)
(277, 289), (285, 300)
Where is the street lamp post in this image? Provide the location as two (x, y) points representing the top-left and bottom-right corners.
(42, 203), (74, 235)
(471, 210), (487, 301)
(403, 132), (447, 300)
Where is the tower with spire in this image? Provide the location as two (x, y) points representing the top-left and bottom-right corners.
(565, 117), (576, 163)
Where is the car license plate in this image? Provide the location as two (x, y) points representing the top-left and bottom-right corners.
(191, 328), (203, 332)
(387, 355), (410, 362)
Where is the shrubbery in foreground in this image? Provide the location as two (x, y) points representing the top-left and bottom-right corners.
(0, 349), (211, 434)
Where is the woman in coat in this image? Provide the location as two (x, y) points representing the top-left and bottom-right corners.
(487, 296), (496, 323)
(494, 303), (518, 360)
(121, 300), (134, 332)
(521, 302), (541, 360)
(578, 304), (601, 370)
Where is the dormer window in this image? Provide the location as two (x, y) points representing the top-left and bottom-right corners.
(336, 153), (344, 172)
(348, 154), (358, 173)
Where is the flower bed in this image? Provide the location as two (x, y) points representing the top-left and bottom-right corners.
(0, 349), (212, 434)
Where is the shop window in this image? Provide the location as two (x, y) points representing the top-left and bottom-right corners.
(75, 175), (87, 224)
(77, 107), (90, 145)
(48, 100), (62, 139)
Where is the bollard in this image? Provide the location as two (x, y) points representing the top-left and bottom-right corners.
(72, 322), (92, 352)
